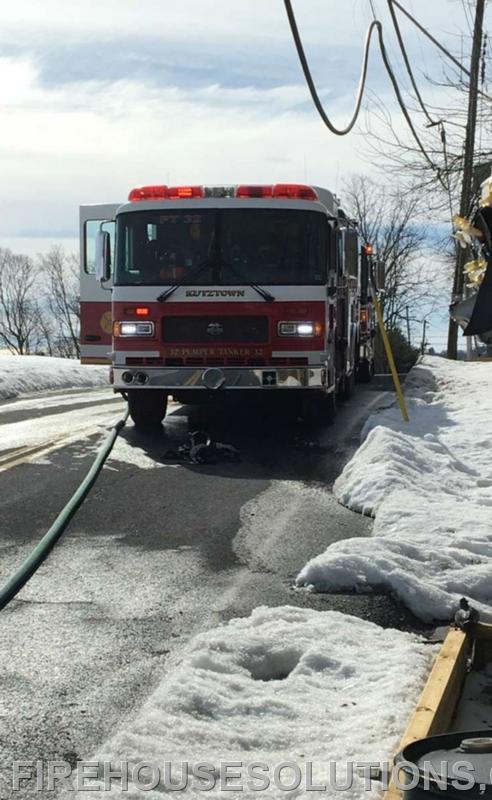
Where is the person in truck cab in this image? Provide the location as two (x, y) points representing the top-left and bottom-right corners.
(145, 237), (187, 283)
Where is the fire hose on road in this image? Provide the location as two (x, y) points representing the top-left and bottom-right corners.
(0, 408), (129, 611)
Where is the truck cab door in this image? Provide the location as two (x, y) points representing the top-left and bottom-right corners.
(79, 204), (119, 364)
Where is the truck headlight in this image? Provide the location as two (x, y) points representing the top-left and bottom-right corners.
(113, 321), (155, 337)
(278, 321), (322, 337)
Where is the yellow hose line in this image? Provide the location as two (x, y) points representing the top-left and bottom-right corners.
(373, 294), (410, 423)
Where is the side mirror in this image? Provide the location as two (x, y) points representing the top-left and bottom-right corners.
(344, 229), (359, 277)
(95, 230), (111, 282)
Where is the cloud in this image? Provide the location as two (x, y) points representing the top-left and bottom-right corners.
(0, 55), (377, 236)
(2, 0), (435, 100)
(0, 0), (373, 46)
(4, 36), (377, 97)
(0, 0), (484, 239)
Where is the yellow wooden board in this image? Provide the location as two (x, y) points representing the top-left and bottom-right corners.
(383, 627), (470, 800)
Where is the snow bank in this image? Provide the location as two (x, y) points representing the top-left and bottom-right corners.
(77, 606), (433, 799)
(297, 356), (492, 622)
(0, 355), (108, 400)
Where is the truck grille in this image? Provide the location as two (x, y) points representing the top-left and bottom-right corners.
(162, 315), (269, 343)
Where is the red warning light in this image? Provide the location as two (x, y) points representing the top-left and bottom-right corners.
(273, 184), (318, 200)
(124, 306), (150, 316)
(236, 185), (274, 198)
(128, 185), (168, 202)
(166, 186), (204, 199)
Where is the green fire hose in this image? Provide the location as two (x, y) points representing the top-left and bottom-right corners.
(0, 408), (129, 611)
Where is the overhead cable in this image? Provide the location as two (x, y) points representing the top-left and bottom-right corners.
(386, 0), (437, 125)
(283, 0), (441, 178)
(386, 0), (454, 203)
(391, 0), (473, 82)
(283, 0), (375, 136)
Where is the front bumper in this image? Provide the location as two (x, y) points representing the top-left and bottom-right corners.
(113, 366), (326, 390)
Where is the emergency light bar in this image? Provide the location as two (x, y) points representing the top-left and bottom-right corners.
(128, 184), (319, 202)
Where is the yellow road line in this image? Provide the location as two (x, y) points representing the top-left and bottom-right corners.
(0, 426), (107, 473)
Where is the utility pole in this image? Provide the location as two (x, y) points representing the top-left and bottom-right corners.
(421, 319), (427, 355)
(447, 0), (486, 360)
(406, 306), (411, 345)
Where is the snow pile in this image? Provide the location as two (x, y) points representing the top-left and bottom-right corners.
(0, 355), (108, 400)
(77, 606), (433, 799)
(297, 356), (492, 622)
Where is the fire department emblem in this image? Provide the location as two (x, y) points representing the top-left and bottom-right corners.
(100, 310), (113, 335)
(206, 322), (224, 337)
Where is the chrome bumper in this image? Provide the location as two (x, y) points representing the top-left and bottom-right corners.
(113, 366), (326, 390)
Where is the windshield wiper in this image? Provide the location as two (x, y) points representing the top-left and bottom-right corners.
(156, 258), (215, 302)
(157, 257), (276, 303)
(220, 259), (276, 302)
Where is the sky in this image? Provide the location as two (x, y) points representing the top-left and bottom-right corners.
(0, 0), (489, 349)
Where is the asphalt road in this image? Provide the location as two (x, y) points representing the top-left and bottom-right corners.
(0, 381), (422, 798)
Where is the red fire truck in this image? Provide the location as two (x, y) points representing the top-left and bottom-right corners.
(80, 183), (374, 429)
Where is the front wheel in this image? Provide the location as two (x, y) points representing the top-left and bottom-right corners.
(357, 359), (372, 384)
(341, 369), (355, 400)
(127, 390), (168, 431)
(301, 391), (337, 426)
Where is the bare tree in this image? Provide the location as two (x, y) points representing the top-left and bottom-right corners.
(360, 3), (492, 218)
(33, 311), (55, 356)
(39, 247), (80, 358)
(0, 248), (41, 354)
(343, 175), (439, 331)
(358, 2), (492, 357)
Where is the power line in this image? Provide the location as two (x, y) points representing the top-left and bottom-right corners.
(283, 0), (374, 136)
(386, 0), (436, 125)
(389, 1), (491, 102)
(385, 1), (456, 213)
(408, 0), (436, 100)
(283, 0), (440, 176)
(390, 0), (483, 87)
(377, 22), (447, 178)
(461, 0), (475, 37)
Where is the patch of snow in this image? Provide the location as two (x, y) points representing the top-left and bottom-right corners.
(108, 435), (180, 470)
(0, 387), (116, 414)
(0, 402), (122, 455)
(452, 661), (492, 731)
(76, 605), (434, 798)
(297, 357), (492, 622)
(0, 355), (108, 401)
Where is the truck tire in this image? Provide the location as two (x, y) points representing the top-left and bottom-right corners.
(128, 390), (168, 431)
(301, 391), (337, 426)
(341, 369), (355, 400)
(357, 359), (372, 384)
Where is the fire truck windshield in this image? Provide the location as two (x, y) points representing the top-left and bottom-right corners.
(115, 209), (327, 286)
